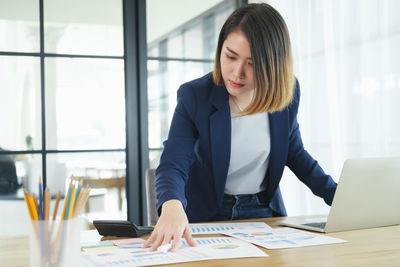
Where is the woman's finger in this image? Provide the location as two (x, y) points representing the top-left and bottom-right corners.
(142, 231), (157, 248)
(170, 233), (182, 252)
(183, 225), (197, 247)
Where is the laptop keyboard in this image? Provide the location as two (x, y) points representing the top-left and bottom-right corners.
(302, 222), (326, 229)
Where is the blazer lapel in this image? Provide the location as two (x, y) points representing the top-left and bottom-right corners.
(209, 84), (231, 206)
(267, 109), (289, 194)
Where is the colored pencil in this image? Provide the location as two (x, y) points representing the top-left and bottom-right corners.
(72, 188), (84, 218)
(44, 188), (50, 220)
(61, 180), (72, 220)
(39, 178), (43, 220)
(72, 187), (86, 217)
(52, 192), (61, 221)
(23, 189), (34, 220)
(74, 179), (83, 204)
(33, 194), (39, 216)
(67, 185), (76, 219)
(28, 194), (39, 220)
(63, 182), (73, 220)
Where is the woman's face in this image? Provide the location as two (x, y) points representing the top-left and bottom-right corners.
(220, 28), (255, 97)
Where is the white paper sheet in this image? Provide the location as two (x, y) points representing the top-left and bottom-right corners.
(81, 237), (268, 266)
(190, 222), (271, 235)
(221, 227), (347, 249)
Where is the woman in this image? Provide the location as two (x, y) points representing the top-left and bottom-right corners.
(143, 3), (337, 251)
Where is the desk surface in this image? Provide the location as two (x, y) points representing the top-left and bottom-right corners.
(1, 216), (399, 267)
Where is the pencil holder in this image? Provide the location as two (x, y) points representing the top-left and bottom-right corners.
(29, 218), (81, 267)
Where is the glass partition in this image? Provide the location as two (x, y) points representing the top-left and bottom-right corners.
(44, 0), (123, 56)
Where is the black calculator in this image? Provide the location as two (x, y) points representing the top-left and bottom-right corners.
(93, 220), (154, 237)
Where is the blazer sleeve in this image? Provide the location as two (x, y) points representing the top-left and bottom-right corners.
(155, 83), (198, 213)
(286, 79), (337, 205)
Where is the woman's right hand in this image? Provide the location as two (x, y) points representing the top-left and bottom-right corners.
(142, 199), (197, 252)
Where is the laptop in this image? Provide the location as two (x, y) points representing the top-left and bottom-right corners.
(278, 157), (400, 233)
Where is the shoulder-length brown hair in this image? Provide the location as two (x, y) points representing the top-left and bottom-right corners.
(213, 3), (295, 114)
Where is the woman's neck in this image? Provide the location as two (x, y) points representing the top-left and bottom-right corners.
(229, 89), (254, 117)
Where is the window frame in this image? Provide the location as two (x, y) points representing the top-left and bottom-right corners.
(0, 0), (148, 224)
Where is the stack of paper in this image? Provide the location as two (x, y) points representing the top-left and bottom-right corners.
(81, 237), (268, 267)
(81, 222), (348, 266)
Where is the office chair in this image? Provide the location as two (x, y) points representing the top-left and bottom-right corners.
(145, 169), (159, 226)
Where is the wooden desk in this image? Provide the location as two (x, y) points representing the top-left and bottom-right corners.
(1, 216), (399, 267)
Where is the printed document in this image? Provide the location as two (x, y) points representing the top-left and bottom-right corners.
(81, 237), (268, 266)
(221, 227), (347, 249)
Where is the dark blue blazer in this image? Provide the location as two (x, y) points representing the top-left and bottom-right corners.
(155, 73), (337, 223)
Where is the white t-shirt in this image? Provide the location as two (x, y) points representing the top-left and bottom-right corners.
(224, 112), (271, 195)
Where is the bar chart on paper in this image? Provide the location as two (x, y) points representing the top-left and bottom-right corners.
(190, 222), (271, 235)
(182, 237), (238, 246)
